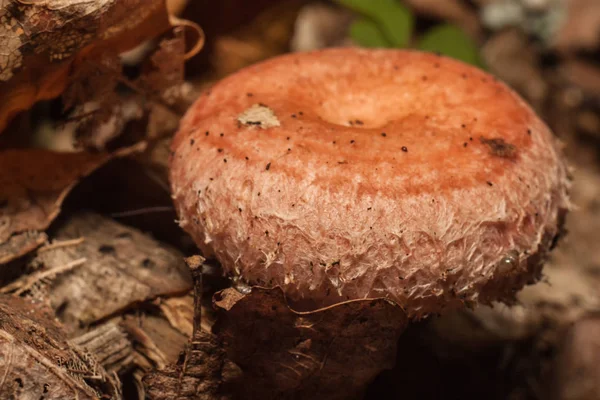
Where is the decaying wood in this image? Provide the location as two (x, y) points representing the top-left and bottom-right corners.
(0, 143), (145, 266)
(70, 322), (134, 375)
(0, 0), (172, 133)
(213, 287), (408, 400)
(4, 212), (192, 332)
(39, 212), (191, 330)
(0, 294), (121, 399)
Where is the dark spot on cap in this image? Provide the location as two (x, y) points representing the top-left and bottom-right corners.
(205, 131), (209, 136)
(480, 137), (517, 159)
(381, 132), (387, 137)
(401, 146), (408, 152)
(190, 139), (195, 145)
(266, 162), (271, 171)
(487, 181), (493, 186)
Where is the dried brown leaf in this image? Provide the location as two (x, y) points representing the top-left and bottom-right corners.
(213, 287), (408, 400)
(7, 212), (192, 331)
(0, 0), (171, 133)
(0, 294), (121, 399)
(139, 28), (186, 105)
(0, 143), (144, 265)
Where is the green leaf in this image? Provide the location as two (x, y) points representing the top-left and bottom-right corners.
(418, 24), (484, 67)
(349, 18), (391, 48)
(335, 0), (414, 48)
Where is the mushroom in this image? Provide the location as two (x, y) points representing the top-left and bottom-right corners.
(170, 48), (570, 318)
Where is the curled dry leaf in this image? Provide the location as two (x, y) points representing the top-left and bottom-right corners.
(5, 212), (192, 332)
(0, 295), (121, 399)
(0, 0), (171, 133)
(213, 287), (408, 400)
(0, 143), (145, 266)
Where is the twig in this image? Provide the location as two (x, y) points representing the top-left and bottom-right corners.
(1, 258), (87, 295)
(109, 206), (174, 218)
(38, 237), (85, 253)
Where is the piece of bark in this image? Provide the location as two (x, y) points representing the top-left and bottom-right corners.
(70, 322), (134, 375)
(213, 287), (408, 400)
(0, 294), (121, 399)
(552, 316), (600, 400)
(0, 143), (145, 266)
(5, 212), (192, 332)
(0, 0), (171, 133)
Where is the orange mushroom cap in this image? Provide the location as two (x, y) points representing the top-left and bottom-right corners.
(170, 48), (570, 317)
